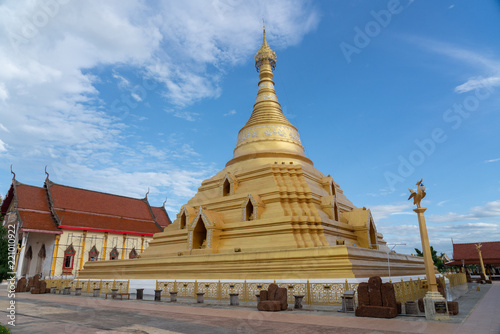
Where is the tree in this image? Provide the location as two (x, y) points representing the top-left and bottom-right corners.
(414, 246), (445, 272)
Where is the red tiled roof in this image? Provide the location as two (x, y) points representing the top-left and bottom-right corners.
(55, 210), (160, 235)
(46, 181), (163, 235)
(3, 179), (164, 236)
(450, 242), (500, 265)
(151, 206), (171, 228)
(48, 183), (153, 220)
(19, 211), (59, 232)
(10, 183), (59, 232)
(16, 184), (51, 211)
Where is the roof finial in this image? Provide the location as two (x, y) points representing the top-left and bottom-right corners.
(255, 20), (276, 72)
(145, 187), (150, 200)
(44, 165), (50, 180)
(163, 197), (168, 207)
(10, 164), (15, 180)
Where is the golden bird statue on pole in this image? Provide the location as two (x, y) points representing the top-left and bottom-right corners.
(408, 179), (426, 208)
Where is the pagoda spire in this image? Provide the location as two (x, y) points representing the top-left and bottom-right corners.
(226, 26), (312, 167)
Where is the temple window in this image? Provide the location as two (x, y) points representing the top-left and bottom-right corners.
(180, 212), (187, 229)
(35, 244), (46, 274)
(22, 246), (33, 276)
(88, 245), (99, 261)
(245, 200), (255, 221)
(109, 247), (119, 260)
(336, 239), (345, 245)
(62, 244), (75, 274)
(129, 248), (138, 259)
(192, 217), (207, 249)
(222, 178), (231, 196)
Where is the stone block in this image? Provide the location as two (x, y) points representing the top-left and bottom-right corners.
(268, 283), (278, 301)
(367, 276), (382, 306)
(357, 283), (370, 306)
(15, 278), (27, 292)
(259, 290), (268, 302)
(405, 301), (418, 314)
(257, 300), (281, 312)
(381, 282), (397, 309)
(355, 305), (398, 318)
(447, 301), (459, 315)
(39, 281), (47, 294)
(276, 287), (288, 310)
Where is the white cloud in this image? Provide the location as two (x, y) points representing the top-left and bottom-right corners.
(0, 139), (7, 152)
(165, 109), (200, 122)
(463, 222), (498, 228)
(112, 72), (131, 88)
(405, 36), (500, 94)
(454, 76), (500, 93)
(0, 83), (8, 101)
(485, 158), (500, 163)
(428, 200), (500, 222)
(224, 109), (236, 116)
(131, 93), (142, 102)
(369, 202), (413, 221)
(0, 0), (319, 216)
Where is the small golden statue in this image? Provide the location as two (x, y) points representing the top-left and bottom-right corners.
(408, 179), (426, 208)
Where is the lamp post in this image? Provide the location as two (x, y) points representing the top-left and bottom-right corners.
(408, 179), (449, 320)
(385, 243), (406, 279)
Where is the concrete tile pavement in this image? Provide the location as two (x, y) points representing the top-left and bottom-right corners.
(1, 282), (499, 334)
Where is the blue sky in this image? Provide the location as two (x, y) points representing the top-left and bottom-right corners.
(1, 0), (499, 257)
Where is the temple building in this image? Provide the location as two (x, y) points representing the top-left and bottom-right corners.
(80, 28), (425, 279)
(1, 175), (170, 279)
(446, 242), (500, 278)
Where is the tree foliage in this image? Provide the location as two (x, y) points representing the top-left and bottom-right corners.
(414, 246), (445, 272)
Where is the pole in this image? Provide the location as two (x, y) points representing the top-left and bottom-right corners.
(475, 244), (488, 280)
(414, 208), (438, 293)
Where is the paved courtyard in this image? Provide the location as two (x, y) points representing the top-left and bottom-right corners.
(1, 282), (499, 334)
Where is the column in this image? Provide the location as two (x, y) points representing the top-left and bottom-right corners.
(50, 234), (60, 277)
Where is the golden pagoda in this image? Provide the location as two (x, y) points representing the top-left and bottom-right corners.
(80, 27), (425, 279)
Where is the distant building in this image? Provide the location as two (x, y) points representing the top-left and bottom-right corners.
(1, 176), (170, 279)
(446, 241), (500, 276)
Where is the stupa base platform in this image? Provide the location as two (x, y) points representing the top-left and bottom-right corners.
(79, 246), (425, 280)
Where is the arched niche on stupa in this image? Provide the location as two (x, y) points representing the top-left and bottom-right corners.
(177, 205), (196, 230)
(220, 173), (238, 197)
(187, 207), (219, 251)
(241, 194), (264, 221)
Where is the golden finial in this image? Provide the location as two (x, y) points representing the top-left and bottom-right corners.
(255, 20), (277, 72)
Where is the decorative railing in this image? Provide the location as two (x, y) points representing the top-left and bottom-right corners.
(45, 279), (129, 294)
(156, 273), (466, 305)
(44, 273), (466, 304)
